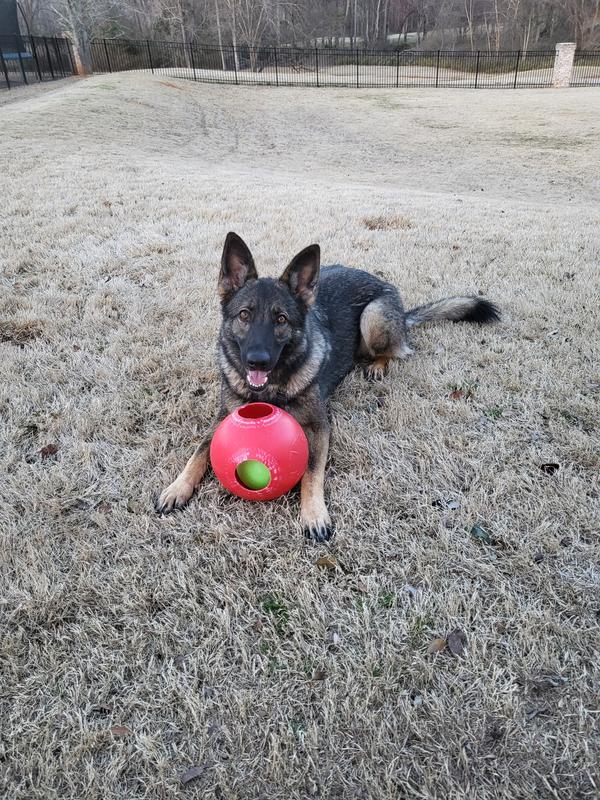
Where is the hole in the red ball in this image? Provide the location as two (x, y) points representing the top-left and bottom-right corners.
(238, 403), (274, 420)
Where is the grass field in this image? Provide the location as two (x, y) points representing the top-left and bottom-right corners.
(1, 74), (599, 799)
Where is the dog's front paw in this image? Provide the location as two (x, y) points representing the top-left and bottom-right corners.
(155, 476), (194, 514)
(304, 520), (334, 542)
(302, 508), (334, 542)
(364, 357), (390, 382)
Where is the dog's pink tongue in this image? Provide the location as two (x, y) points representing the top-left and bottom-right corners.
(248, 370), (268, 387)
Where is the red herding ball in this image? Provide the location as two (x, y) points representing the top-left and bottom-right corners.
(210, 402), (309, 501)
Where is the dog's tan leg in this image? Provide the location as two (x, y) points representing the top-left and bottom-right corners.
(155, 419), (221, 514)
(300, 425), (332, 542)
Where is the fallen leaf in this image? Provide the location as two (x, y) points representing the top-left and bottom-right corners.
(450, 389), (464, 400)
(447, 629), (467, 657)
(540, 462), (559, 475)
(470, 523), (494, 545)
(427, 638), (446, 655)
(316, 555), (338, 570)
(110, 725), (132, 736)
(40, 444), (59, 458)
(180, 764), (209, 785)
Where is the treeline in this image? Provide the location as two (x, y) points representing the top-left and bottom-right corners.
(19, 1), (600, 67)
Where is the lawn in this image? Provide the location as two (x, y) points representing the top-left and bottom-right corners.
(1, 74), (599, 799)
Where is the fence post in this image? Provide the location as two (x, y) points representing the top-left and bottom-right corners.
(315, 47), (319, 87)
(146, 40), (154, 73)
(356, 47), (359, 88)
(232, 45), (238, 84)
(552, 42), (576, 87)
(395, 49), (400, 87)
(0, 50), (10, 90)
(44, 37), (55, 79)
(513, 50), (521, 88)
(103, 39), (112, 73)
(30, 37), (43, 81)
(474, 49), (480, 88)
(274, 46), (278, 86)
(436, 49), (440, 87)
(189, 43), (197, 81)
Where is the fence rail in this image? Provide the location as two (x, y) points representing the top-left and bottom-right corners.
(0, 34), (75, 90)
(90, 39), (600, 89)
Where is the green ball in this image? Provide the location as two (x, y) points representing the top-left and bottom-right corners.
(236, 460), (271, 490)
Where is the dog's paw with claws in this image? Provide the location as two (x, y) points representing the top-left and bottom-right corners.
(302, 511), (334, 542)
(364, 358), (390, 382)
(155, 476), (194, 514)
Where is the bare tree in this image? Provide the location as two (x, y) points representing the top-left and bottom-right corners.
(50, 0), (117, 72)
(42, 0), (597, 59)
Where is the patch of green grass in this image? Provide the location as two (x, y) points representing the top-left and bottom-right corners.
(289, 717), (306, 739)
(378, 590), (395, 609)
(407, 613), (436, 647)
(262, 595), (289, 636)
(485, 406), (504, 420)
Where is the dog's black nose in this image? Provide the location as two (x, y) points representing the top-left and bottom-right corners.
(246, 351), (271, 370)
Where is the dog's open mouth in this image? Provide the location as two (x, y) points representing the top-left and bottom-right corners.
(247, 370), (269, 390)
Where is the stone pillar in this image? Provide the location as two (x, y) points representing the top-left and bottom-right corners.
(552, 42), (576, 88)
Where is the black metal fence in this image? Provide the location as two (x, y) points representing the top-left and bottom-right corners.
(0, 34), (75, 90)
(571, 50), (600, 86)
(90, 39), (565, 88)
(4, 36), (599, 91)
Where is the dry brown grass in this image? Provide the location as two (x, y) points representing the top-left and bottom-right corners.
(1, 74), (599, 800)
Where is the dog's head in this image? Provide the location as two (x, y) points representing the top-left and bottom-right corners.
(218, 232), (320, 393)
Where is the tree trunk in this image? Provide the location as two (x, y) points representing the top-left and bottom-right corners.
(464, 0), (475, 50)
(70, 26), (92, 74)
(383, 0), (390, 43)
(375, 0), (382, 43)
(230, 1), (240, 71)
(215, 0), (227, 70)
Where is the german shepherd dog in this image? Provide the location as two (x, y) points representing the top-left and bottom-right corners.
(156, 232), (499, 541)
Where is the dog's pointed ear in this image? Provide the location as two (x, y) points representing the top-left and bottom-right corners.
(218, 232), (258, 302)
(279, 244), (320, 307)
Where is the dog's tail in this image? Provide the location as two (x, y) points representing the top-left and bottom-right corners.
(405, 296), (500, 328)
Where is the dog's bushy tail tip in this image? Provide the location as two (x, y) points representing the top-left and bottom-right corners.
(462, 298), (501, 324)
(405, 296), (501, 328)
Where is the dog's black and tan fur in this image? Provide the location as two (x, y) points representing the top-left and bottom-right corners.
(156, 232), (499, 540)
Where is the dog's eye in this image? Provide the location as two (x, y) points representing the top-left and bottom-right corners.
(276, 314), (287, 325)
(239, 309), (250, 322)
